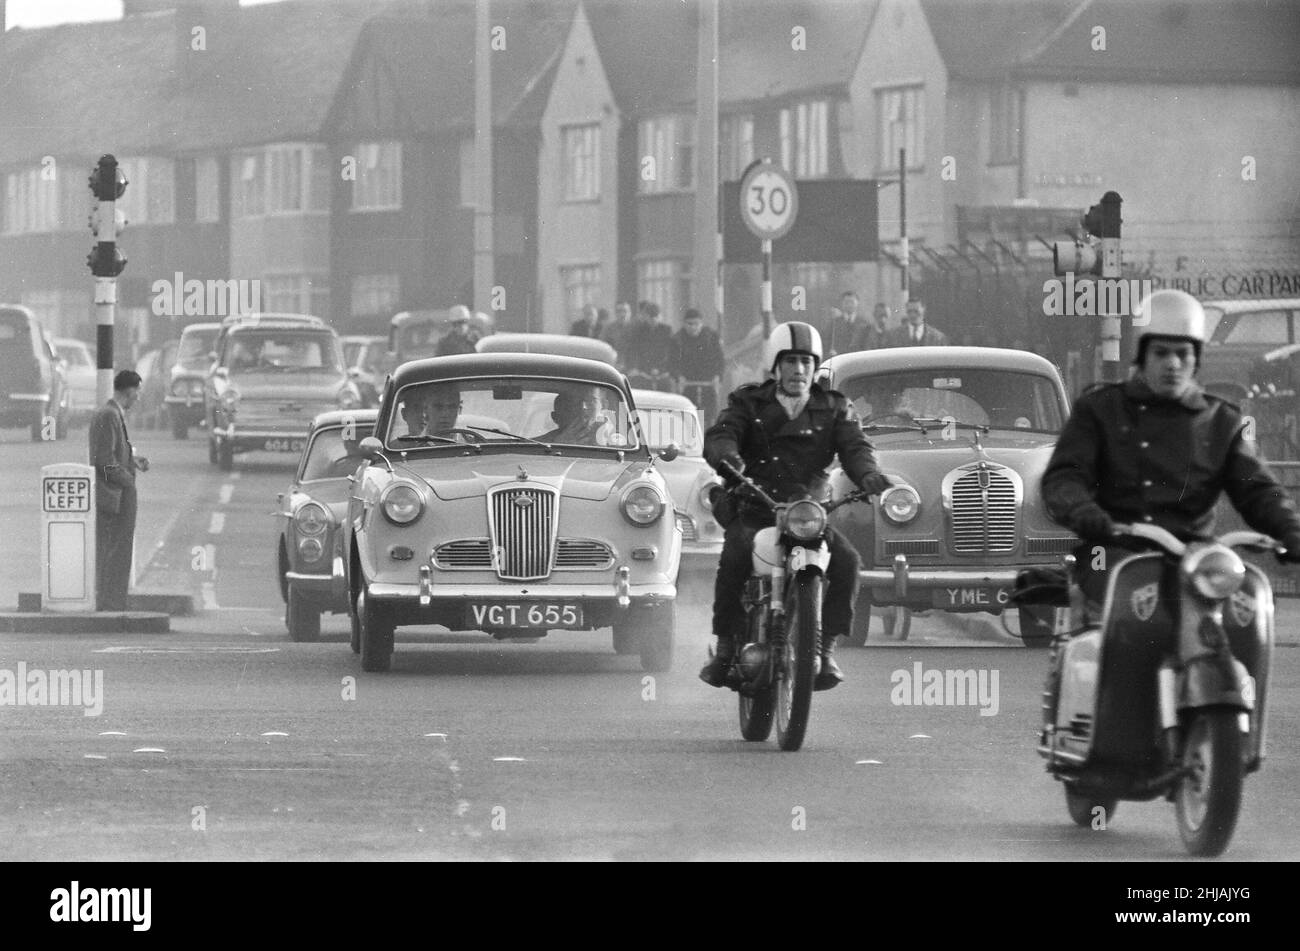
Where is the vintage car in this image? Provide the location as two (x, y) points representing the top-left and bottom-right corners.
(205, 313), (362, 470)
(0, 305), (70, 440)
(821, 346), (1076, 646)
(342, 352), (681, 672)
(385, 308), (495, 371)
(476, 332), (617, 365)
(341, 334), (386, 407)
(631, 388), (722, 567)
(53, 337), (97, 420)
(164, 321), (220, 439)
(276, 409), (379, 641)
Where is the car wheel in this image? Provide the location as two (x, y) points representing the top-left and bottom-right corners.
(30, 413), (44, 442)
(286, 584), (321, 643)
(218, 439), (234, 471)
(208, 436), (218, 465)
(883, 606), (911, 640)
(612, 625), (639, 654)
(614, 602), (674, 672)
(1019, 605), (1056, 648)
(846, 590), (872, 647)
(172, 413), (189, 440)
(348, 589), (362, 655)
(357, 588), (394, 672)
(55, 402), (69, 440)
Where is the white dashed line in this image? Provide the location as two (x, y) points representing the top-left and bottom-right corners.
(201, 582), (219, 610)
(208, 512), (225, 534)
(219, 484), (234, 505)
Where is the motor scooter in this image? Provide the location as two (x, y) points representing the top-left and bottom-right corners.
(1039, 523), (1279, 856)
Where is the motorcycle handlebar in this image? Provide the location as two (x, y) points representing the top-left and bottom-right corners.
(717, 459), (868, 513)
(1112, 523), (1284, 556)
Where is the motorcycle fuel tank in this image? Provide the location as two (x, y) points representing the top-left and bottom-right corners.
(751, 527), (781, 574)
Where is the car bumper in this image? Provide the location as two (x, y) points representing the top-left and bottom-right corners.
(862, 555), (1026, 609)
(164, 396), (206, 420)
(211, 423), (308, 451)
(286, 556), (347, 610)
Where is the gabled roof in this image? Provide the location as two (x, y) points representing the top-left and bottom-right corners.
(583, 0), (699, 115)
(0, 0), (377, 166)
(719, 0), (879, 105)
(921, 0), (1300, 85)
(327, 0), (573, 135)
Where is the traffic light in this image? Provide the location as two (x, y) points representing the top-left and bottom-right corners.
(87, 154), (128, 278)
(1052, 190), (1122, 277)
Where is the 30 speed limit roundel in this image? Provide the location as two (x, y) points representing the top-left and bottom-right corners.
(739, 161), (799, 241)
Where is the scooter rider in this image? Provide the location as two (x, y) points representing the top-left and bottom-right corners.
(1041, 288), (1300, 615)
(701, 321), (892, 690)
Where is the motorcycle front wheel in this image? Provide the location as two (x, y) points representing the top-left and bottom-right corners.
(775, 572), (821, 751)
(1175, 708), (1245, 857)
(738, 604), (775, 741)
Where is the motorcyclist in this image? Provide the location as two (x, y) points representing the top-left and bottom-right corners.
(1041, 288), (1300, 617)
(700, 321), (892, 690)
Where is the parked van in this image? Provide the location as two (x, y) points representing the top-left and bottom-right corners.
(1199, 298), (1300, 402)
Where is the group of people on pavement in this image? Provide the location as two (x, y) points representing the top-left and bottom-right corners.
(823, 290), (949, 356)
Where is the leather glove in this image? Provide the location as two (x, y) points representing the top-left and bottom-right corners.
(717, 453), (745, 477)
(1276, 531), (1300, 564)
(1070, 502), (1115, 542)
(858, 472), (893, 496)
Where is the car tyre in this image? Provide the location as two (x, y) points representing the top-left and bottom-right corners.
(882, 606), (911, 640)
(846, 590), (872, 646)
(172, 413), (189, 440)
(357, 588), (394, 672)
(622, 602), (674, 672)
(218, 439), (234, 471)
(286, 584), (321, 643)
(612, 624), (639, 654)
(208, 436), (219, 465)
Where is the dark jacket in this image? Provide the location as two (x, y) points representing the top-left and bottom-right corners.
(850, 320), (889, 352)
(1041, 378), (1300, 540)
(625, 320), (674, 376)
(705, 378), (881, 504)
(886, 323), (949, 347)
(673, 326), (724, 382)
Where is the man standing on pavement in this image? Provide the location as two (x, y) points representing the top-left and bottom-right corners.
(600, 301), (634, 366)
(852, 302), (892, 351)
(673, 307), (725, 421)
(827, 290), (861, 356)
(887, 298), (950, 347)
(625, 300), (674, 390)
(89, 369), (149, 611)
(569, 303), (599, 337)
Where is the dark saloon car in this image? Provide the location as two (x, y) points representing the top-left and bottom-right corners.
(0, 305), (70, 441)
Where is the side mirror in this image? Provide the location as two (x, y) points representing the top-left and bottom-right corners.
(658, 443), (680, 463)
(359, 436), (385, 460)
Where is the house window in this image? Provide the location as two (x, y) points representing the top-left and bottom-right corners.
(3, 168), (58, 234)
(560, 264), (602, 317)
(638, 115), (695, 194)
(232, 152), (264, 218)
(460, 138), (477, 208)
(351, 273), (401, 318)
(306, 146), (329, 212)
(262, 274), (329, 316)
(267, 146), (303, 214)
(195, 157), (220, 222)
(877, 85), (924, 171)
(720, 113), (754, 181)
(352, 141), (402, 211)
(989, 83), (1020, 166)
(637, 258), (692, 324)
(562, 124), (601, 202)
(115, 157), (174, 226)
(779, 100), (829, 178)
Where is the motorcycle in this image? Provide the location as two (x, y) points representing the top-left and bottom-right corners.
(715, 461), (867, 751)
(1038, 523), (1279, 856)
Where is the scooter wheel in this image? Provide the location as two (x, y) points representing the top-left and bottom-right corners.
(1065, 787), (1118, 828)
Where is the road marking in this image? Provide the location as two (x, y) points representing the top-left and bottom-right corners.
(133, 748), (166, 753)
(855, 759), (883, 765)
(208, 512), (225, 534)
(94, 646), (280, 654)
(909, 734), (932, 739)
(493, 757), (527, 762)
(423, 733), (448, 739)
(83, 754), (107, 760)
(261, 732), (289, 737)
(219, 483), (234, 505)
(98, 731), (127, 736)
(201, 582), (219, 610)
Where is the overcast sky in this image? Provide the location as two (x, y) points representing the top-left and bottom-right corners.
(4, 0), (283, 31)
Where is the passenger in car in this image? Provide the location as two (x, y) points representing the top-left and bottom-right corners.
(538, 387), (609, 444)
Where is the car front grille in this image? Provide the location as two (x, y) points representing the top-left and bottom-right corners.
(1026, 536), (1078, 556)
(554, 539), (615, 570)
(675, 512), (698, 541)
(234, 399), (330, 431)
(433, 539), (491, 569)
(949, 466), (1018, 553)
(433, 535), (611, 572)
(885, 538), (940, 556)
(488, 485), (557, 580)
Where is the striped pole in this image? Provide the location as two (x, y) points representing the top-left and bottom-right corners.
(88, 154), (125, 405)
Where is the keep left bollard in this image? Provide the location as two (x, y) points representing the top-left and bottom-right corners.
(41, 462), (96, 613)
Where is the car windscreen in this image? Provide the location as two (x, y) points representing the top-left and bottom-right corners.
(384, 377), (639, 451)
(225, 331), (341, 374)
(635, 405), (704, 455)
(840, 368), (1065, 434)
(177, 329), (218, 368)
(301, 425), (374, 481)
(57, 344), (91, 367)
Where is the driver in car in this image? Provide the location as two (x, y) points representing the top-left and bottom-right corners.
(538, 387), (610, 445)
(399, 386), (467, 442)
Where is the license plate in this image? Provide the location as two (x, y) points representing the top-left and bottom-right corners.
(263, 438), (306, 453)
(935, 586), (1011, 609)
(466, 602), (584, 629)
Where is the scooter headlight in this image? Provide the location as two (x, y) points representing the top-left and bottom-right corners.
(783, 499), (827, 541)
(1184, 544), (1245, 600)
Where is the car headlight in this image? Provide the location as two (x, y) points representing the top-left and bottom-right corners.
(337, 385), (360, 410)
(297, 536), (324, 562)
(294, 501), (331, 536)
(783, 499), (827, 541)
(698, 481), (719, 511)
(881, 484), (920, 524)
(1185, 544), (1245, 600)
(189, 380), (204, 397)
(220, 387), (240, 408)
(170, 380), (188, 396)
(381, 482), (425, 525)
(621, 484), (665, 525)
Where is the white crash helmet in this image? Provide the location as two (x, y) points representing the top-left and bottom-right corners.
(764, 321), (823, 372)
(1133, 289), (1206, 366)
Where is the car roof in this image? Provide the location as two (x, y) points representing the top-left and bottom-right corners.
(391, 352), (627, 389)
(228, 318), (335, 334)
(1202, 298), (1300, 313)
(340, 334), (384, 344)
(823, 345), (1062, 378)
(310, 408), (379, 427)
(632, 388), (698, 412)
(221, 312), (328, 328)
(475, 332), (617, 365)
(53, 337), (90, 350)
(179, 322), (221, 334)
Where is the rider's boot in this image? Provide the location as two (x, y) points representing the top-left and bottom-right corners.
(698, 636), (736, 688)
(814, 631), (845, 691)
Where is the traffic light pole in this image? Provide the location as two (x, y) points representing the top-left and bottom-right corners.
(1095, 191), (1123, 382)
(87, 154), (127, 405)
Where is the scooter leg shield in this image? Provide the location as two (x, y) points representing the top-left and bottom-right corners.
(1221, 566), (1274, 771)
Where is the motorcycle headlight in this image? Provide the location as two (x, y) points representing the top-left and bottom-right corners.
(381, 483), (424, 525)
(337, 385), (360, 410)
(1185, 544), (1245, 600)
(294, 501), (331, 536)
(783, 499), (827, 541)
(621, 484), (665, 525)
(881, 484), (920, 524)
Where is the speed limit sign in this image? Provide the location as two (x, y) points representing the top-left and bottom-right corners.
(739, 161), (799, 241)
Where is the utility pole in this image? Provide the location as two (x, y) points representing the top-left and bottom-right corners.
(473, 0), (494, 318)
(899, 147), (909, 305)
(87, 154), (128, 405)
(693, 0), (720, 333)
